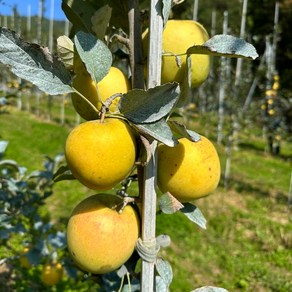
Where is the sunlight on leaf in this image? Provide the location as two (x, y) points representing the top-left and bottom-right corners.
(168, 120), (201, 142)
(187, 34), (258, 60)
(132, 119), (178, 147)
(57, 35), (74, 70)
(180, 202), (207, 229)
(156, 257), (173, 287)
(0, 28), (73, 95)
(74, 31), (112, 83)
(159, 192), (184, 214)
(119, 83), (180, 124)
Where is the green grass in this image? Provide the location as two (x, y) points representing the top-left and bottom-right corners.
(0, 109), (70, 170)
(1, 107), (291, 291)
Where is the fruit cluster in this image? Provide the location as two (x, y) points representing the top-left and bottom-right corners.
(64, 19), (220, 276)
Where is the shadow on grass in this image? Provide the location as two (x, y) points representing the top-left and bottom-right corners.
(239, 141), (265, 153)
(225, 177), (288, 205)
(239, 141), (292, 161)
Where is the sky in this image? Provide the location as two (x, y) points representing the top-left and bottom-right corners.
(0, 0), (66, 20)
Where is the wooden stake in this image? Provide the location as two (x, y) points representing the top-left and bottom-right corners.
(235, 0), (248, 86)
(140, 0), (163, 291)
(271, 1), (280, 75)
(27, 5), (31, 41)
(193, 0), (199, 21)
(49, 0), (55, 52)
(217, 11), (228, 145)
(37, 0), (44, 43)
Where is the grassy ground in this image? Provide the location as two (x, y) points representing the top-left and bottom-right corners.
(0, 107), (291, 291)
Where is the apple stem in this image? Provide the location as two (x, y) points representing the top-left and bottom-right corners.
(99, 93), (123, 122)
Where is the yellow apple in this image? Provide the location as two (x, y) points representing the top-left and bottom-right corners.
(19, 247), (31, 268)
(41, 262), (63, 286)
(66, 193), (140, 274)
(143, 20), (210, 88)
(65, 118), (136, 190)
(72, 67), (130, 120)
(157, 136), (221, 202)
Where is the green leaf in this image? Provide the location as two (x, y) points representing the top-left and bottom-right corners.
(62, 0), (95, 33)
(91, 5), (112, 39)
(74, 31), (112, 83)
(159, 192), (184, 214)
(0, 28), (73, 95)
(191, 287), (229, 292)
(132, 119), (178, 147)
(187, 34), (258, 60)
(156, 257), (173, 287)
(52, 165), (75, 182)
(180, 202), (207, 229)
(119, 83), (180, 124)
(176, 54), (192, 108)
(57, 35), (74, 70)
(168, 120), (201, 142)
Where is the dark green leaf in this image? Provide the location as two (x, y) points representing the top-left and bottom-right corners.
(48, 231), (66, 248)
(168, 120), (201, 141)
(187, 34), (258, 60)
(53, 165), (75, 182)
(180, 203), (207, 229)
(27, 170), (53, 181)
(62, 0), (94, 33)
(132, 119), (178, 147)
(159, 192), (184, 214)
(156, 257), (173, 287)
(91, 5), (112, 39)
(0, 28), (73, 95)
(26, 247), (42, 265)
(74, 31), (112, 83)
(119, 83), (180, 124)
(176, 54), (192, 108)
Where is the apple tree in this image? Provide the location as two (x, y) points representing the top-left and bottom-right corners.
(0, 0), (258, 290)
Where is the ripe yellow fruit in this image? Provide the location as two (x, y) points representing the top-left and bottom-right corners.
(267, 99), (274, 105)
(143, 20), (210, 87)
(71, 70), (100, 121)
(157, 136), (221, 202)
(72, 67), (130, 120)
(41, 262), (63, 286)
(66, 193), (140, 274)
(272, 81), (279, 91)
(96, 67), (130, 111)
(65, 118), (136, 190)
(19, 247), (31, 268)
(273, 74), (280, 81)
(265, 89), (276, 97)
